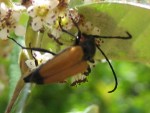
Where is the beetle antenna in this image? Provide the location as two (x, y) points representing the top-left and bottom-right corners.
(96, 44), (118, 93)
(8, 37), (56, 55)
(58, 17), (76, 38)
(68, 13), (82, 42)
(58, 13), (83, 41)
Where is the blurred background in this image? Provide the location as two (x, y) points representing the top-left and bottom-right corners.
(0, 39), (150, 113)
(0, 0), (150, 113)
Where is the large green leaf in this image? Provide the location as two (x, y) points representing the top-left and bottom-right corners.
(77, 2), (150, 64)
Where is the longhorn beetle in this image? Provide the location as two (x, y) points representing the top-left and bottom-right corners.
(8, 14), (132, 93)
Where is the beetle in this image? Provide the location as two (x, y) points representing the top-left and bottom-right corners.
(8, 15), (132, 93)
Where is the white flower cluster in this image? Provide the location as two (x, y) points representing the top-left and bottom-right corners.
(27, 0), (78, 39)
(28, 0), (60, 31)
(0, 3), (26, 40)
(80, 21), (101, 35)
(25, 51), (54, 71)
(0, 0), (79, 40)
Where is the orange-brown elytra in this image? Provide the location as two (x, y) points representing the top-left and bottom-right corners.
(24, 46), (89, 84)
(8, 14), (132, 93)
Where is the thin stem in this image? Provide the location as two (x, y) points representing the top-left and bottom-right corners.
(47, 33), (63, 45)
(29, 43), (38, 66)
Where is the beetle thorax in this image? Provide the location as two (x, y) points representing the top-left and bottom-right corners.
(79, 33), (96, 61)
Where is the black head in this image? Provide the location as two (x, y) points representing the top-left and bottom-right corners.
(76, 33), (96, 61)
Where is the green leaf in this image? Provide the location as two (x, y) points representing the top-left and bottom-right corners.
(5, 49), (32, 113)
(69, 0), (84, 7)
(77, 2), (150, 64)
(9, 42), (21, 96)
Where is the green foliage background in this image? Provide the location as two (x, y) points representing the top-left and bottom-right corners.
(22, 61), (150, 113)
(0, 0), (150, 113)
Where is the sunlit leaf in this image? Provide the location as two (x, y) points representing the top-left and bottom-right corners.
(77, 2), (150, 64)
